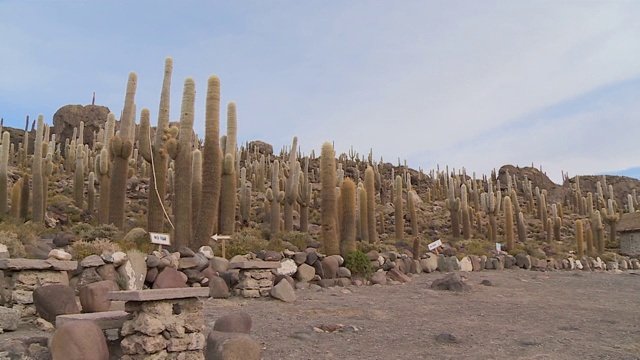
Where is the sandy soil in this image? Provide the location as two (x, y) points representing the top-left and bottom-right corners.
(203, 270), (640, 360)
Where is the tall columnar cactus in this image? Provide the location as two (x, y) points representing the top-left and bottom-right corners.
(445, 176), (461, 239)
(169, 78), (196, 248)
(482, 180), (498, 242)
(0, 132), (9, 217)
(269, 160), (283, 235)
(517, 211), (526, 243)
(394, 175), (404, 241)
(407, 187), (419, 237)
(31, 115), (45, 223)
(19, 173), (30, 220)
(191, 149), (202, 231)
(321, 142), (339, 255)
(364, 166), (377, 243)
(358, 185), (369, 242)
(96, 146), (111, 224)
(628, 194), (635, 213)
(239, 167), (252, 226)
(194, 75), (222, 247)
(298, 157), (312, 233)
(108, 72), (137, 229)
(284, 137), (299, 231)
(575, 219), (584, 257)
(460, 184), (471, 239)
(218, 102), (237, 235)
(74, 143), (85, 208)
(551, 203), (561, 241)
(139, 58), (174, 233)
(601, 198), (619, 248)
(11, 178), (22, 218)
(87, 171), (96, 217)
(592, 210), (605, 255)
(340, 177), (357, 257)
(504, 195), (514, 251)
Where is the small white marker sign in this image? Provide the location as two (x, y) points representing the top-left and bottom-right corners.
(149, 232), (171, 246)
(211, 234), (232, 242)
(496, 243), (502, 252)
(427, 239), (443, 251)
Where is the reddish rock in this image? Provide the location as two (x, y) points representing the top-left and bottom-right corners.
(152, 267), (189, 289)
(79, 280), (119, 313)
(50, 320), (108, 360)
(213, 312), (252, 334)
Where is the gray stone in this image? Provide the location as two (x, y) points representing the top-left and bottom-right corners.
(337, 267), (352, 278)
(107, 287), (209, 301)
(320, 256), (340, 279)
(96, 263), (119, 282)
(295, 263), (316, 282)
(205, 331), (260, 360)
(0, 306), (20, 331)
(178, 246), (196, 257)
(209, 275), (230, 299)
(370, 271), (387, 285)
(275, 259), (298, 276)
(80, 255), (105, 268)
(146, 255), (161, 268)
(387, 268), (412, 283)
(152, 267), (189, 289)
(430, 273), (471, 292)
(213, 312), (252, 334)
(79, 280), (119, 313)
(210, 257), (230, 272)
(420, 254), (438, 273)
(459, 256), (473, 272)
(515, 254), (531, 269)
(437, 255), (451, 272)
(293, 252), (307, 265)
(117, 251), (147, 290)
(270, 279), (296, 302)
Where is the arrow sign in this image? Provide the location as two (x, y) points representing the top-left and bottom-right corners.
(211, 234), (232, 242)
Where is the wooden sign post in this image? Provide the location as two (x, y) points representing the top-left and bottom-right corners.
(211, 234), (232, 259)
(149, 232), (171, 252)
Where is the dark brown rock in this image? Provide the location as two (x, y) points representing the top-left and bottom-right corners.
(33, 285), (80, 324)
(206, 330), (260, 360)
(209, 275), (230, 299)
(52, 104), (111, 156)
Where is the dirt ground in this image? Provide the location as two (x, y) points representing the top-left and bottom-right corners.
(2, 269), (639, 359)
(203, 270), (640, 360)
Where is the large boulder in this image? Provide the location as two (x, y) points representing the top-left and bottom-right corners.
(205, 331), (260, 360)
(213, 312), (252, 334)
(52, 104), (111, 155)
(50, 320), (109, 360)
(33, 285), (79, 324)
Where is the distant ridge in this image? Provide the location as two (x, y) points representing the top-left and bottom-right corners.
(599, 167), (640, 181)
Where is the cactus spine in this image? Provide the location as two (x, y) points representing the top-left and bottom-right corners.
(108, 72), (137, 229)
(340, 177), (357, 257)
(321, 142), (339, 255)
(194, 75), (222, 246)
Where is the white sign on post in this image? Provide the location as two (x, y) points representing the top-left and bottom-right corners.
(495, 243), (502, 252)
(427, 239), (443, 251)
(149, 232), (171, 246)
(211, 234), (231, 242)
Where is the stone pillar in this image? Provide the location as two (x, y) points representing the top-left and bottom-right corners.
(228, 261), (281, 298)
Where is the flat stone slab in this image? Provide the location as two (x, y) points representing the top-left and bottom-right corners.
(56, 311), (132, 330)
(107, 288), (210, 302)
(0, 259), (78, 271)
(228, 261), (281, 270)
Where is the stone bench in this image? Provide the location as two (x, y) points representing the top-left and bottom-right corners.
(0, 259), (77, 318)
(55, 310), (132, 330)
(107, 288), (209, 360)
(229, 261), (281, 298)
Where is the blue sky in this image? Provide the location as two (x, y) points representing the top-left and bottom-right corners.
(1, 1), (639, 183)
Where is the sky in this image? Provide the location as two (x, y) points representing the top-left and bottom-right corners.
(1, 1), (639, 184)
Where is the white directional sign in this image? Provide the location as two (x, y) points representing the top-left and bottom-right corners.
(427, 239), (443, 251)
(211, 234), (232, 242)
(149, 232), (171, 246)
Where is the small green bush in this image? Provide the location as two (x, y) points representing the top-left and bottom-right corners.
(344, 250), (373, 277)
(0, 231), (26, 258)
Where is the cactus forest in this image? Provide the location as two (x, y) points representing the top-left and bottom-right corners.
(0, 56), (636, 268)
